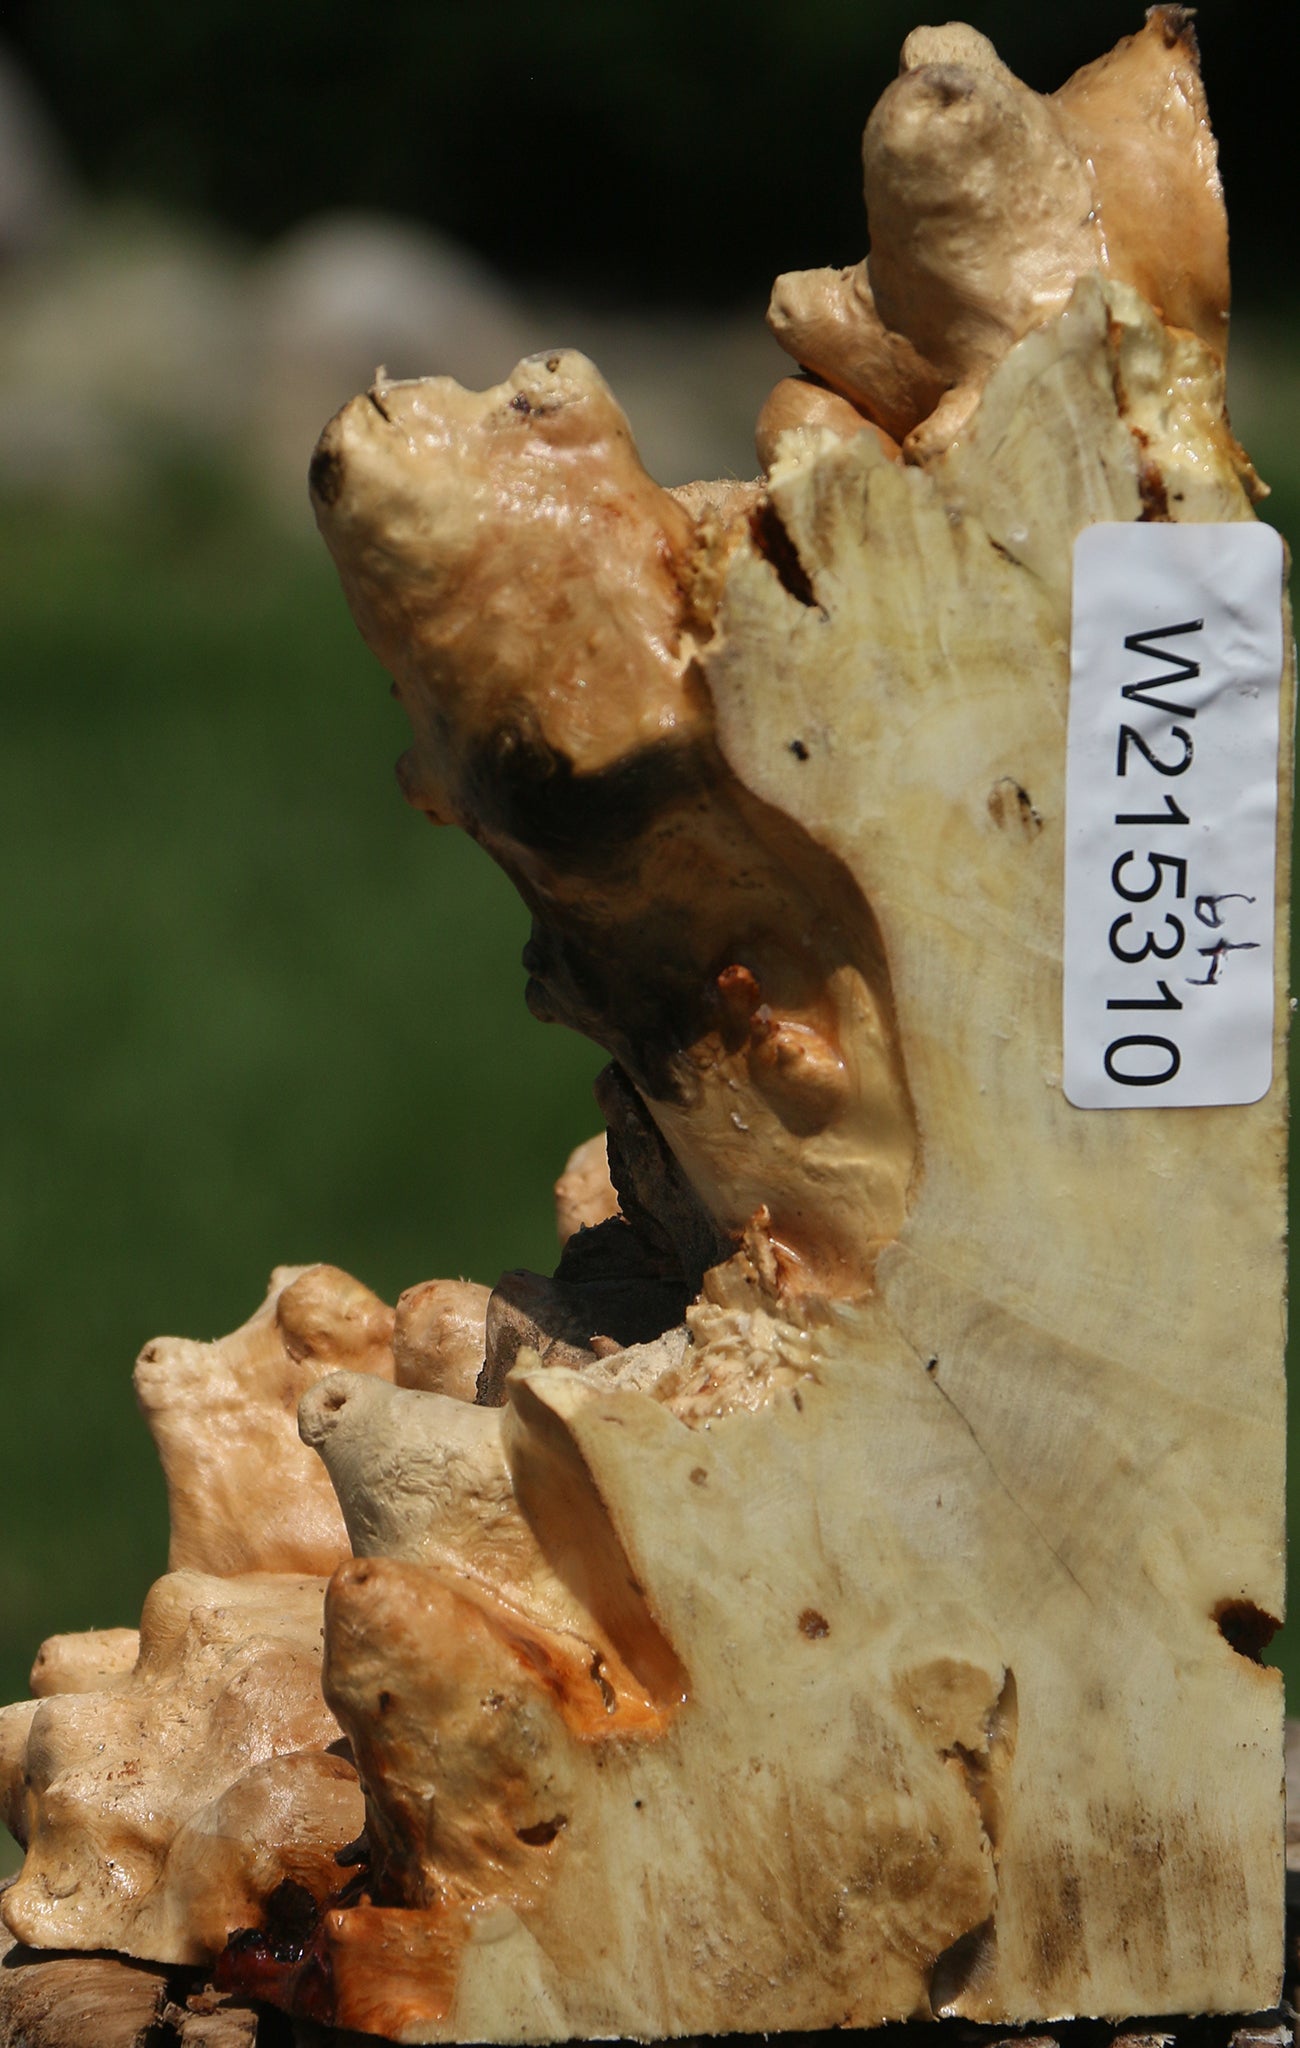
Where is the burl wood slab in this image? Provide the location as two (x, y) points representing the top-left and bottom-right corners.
(0, 12), (1287, 2044)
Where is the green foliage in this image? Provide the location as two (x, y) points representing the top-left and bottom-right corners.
(0, 479), (603, 1714)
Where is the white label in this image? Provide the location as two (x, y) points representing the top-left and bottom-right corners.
(1063, 522), (1284, 1109)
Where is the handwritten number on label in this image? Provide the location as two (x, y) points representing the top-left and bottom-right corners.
(1189, 939), (1260, 987)
(1195, 892), (1255, 929)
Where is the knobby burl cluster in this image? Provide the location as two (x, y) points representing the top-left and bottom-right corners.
(2, 15), (1284, 2045)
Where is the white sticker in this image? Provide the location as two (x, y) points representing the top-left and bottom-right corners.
(1063, 522), (1284, 1109)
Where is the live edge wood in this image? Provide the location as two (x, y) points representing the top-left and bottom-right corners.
(0, 13), (1288, 2044)
(295, 274), (1290, 2034)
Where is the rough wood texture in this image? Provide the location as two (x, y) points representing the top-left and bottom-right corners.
(3, 1914), (1297, 2047)
(0, 1929), (168, 2048)
(0, 12), (1288, 2043)
(0, 1925), (262, 2046)
(768, 9), (1230, 460)
(134, 1263), (396, 1578)
(290, 18), (1284, 2041)
(0, 1574), (360, 1964)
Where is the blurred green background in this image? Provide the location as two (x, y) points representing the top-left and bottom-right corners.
(0, 0), (1297, 1878)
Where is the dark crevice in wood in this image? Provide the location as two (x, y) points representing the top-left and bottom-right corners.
(1214, 1599), (1280, 1663)
(928, 1913), (997, 2017)
(749, 496), (821, 609)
